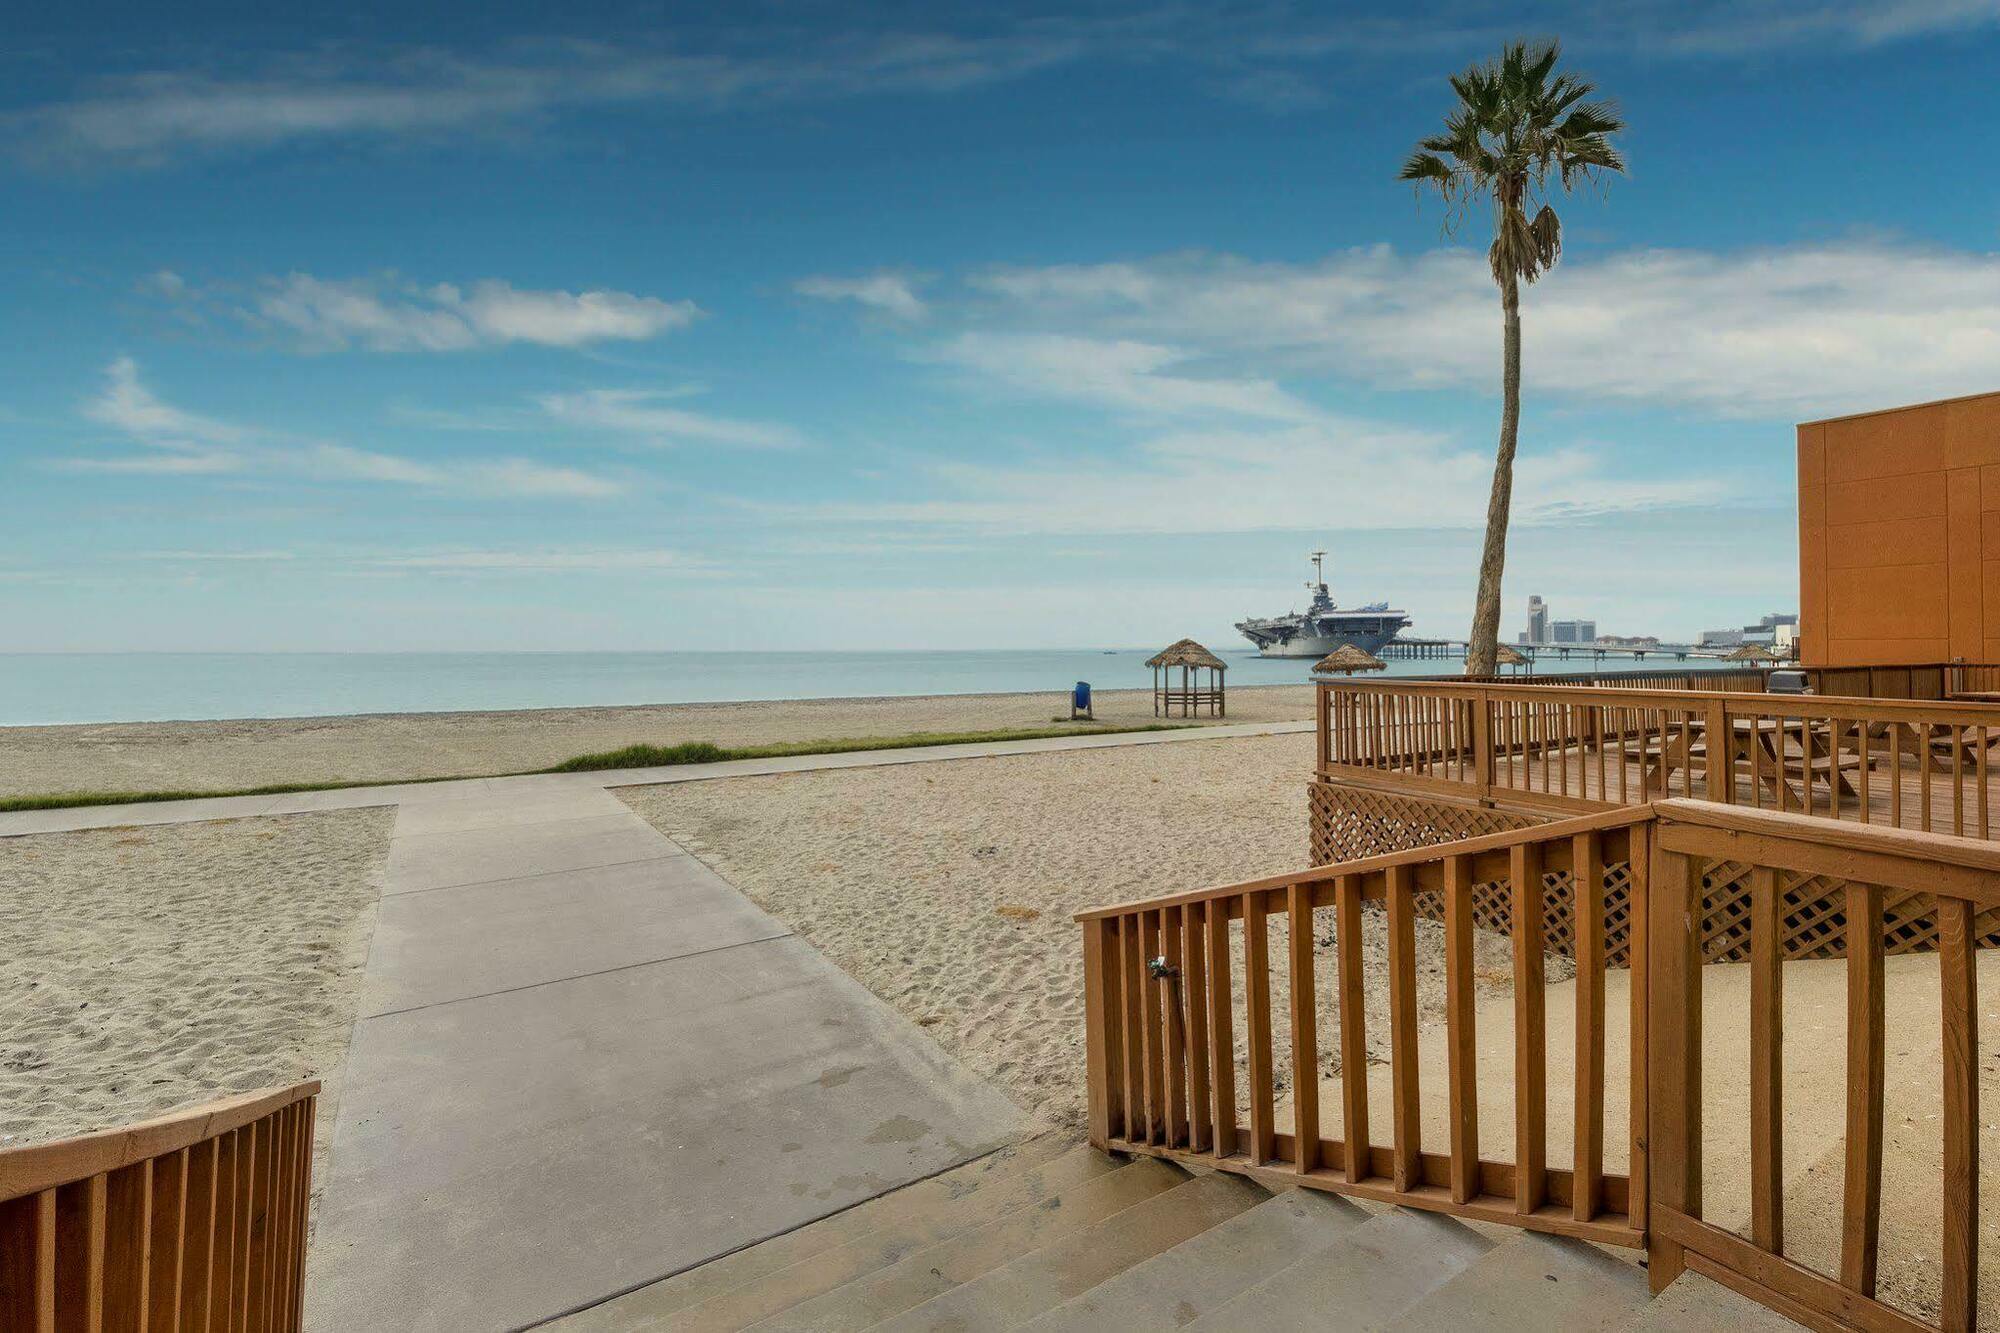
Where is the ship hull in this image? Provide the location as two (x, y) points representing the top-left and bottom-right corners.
(1248, 627), (1402, 658)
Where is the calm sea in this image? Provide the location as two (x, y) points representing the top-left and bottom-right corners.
(0, 650), (1746, 727)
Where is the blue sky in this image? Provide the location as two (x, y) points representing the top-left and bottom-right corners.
(5, 1), (2000, 652)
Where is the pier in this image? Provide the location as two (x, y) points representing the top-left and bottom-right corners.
(1378, 638), (1726, 662)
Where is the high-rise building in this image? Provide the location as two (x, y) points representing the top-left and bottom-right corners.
(1551, 619), (1597, 644)
(1525, 595), (1549, 644)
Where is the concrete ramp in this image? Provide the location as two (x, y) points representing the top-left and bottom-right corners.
(304, 778), (1029, 1331)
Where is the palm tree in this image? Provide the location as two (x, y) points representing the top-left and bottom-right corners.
(1400, 40), (1624, 677)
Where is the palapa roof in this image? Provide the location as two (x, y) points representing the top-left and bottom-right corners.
(1147, 637), (1228, 671)
(1312, 644), (1387, 674)
(1725, 642), (1781, 661)
(1494, 643), (1529, 666)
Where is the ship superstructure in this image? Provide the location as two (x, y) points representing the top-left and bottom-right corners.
(1235, 551), (1411, 658)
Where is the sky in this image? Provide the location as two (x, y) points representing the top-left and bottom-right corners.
(4, 0), (2000, 653)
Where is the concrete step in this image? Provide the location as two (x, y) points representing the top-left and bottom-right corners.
(744, 1156), (1192, 1332)
(637, 1144), (1123, 1332)
(553, 1135), (1077, 1330)
(1627, 1272), (1809, 1331)
(873, 1171), (1271, 1332)
(1189, 1205), (1495, 1331)
(1019, 1183), (1374, 1332)
(1380, 1231), (1651, 1332)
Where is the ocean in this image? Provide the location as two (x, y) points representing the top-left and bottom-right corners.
(0, 650), (1747, 727)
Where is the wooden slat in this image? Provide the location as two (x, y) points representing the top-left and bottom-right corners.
(286, 1102), (313, 1333)
(147, 1148), (185, 1333)
(1749, 866), (1784, 1254)
(1511, 843), (1547, 1215)
(1161, 911), (1188, 1149)
(1138, 911), (1162, 1144)
(1335, 874), (1370, 1184)
(0, 1189), (57, 1333)
(1938, 896), (1978, 1333)
(1080, 918), (1120, 1148)
(1443, 854), (1479, 1205)
(1571, 831), (1605, 1223)
(1243, 893), (1276, 1167)
(1386, 865), (1420, 1191)
(1181, 902), (1211, 1155)
(1647, 847), (1702, 1293)
(178, 1140), (215, 1333)
(1287, 883), (1321, 1173)
(1119, 915), (1144, 1143)
(101, 1162), (149, 1333)
(1626, 823), (1651, 1242)
(1840, 882), (1886, 1297)
(55, 1173), (107, 1333)
(1657, 1210), (1934, 1333)
(1205, 899), (1236, 1161)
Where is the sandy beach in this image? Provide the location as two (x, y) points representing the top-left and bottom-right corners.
(0, 808), (391, 1154)
(620, 731), (1550, 1129)
(1, 684), (1315, 801)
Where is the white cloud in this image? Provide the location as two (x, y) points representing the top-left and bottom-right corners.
(17, 7), (1990, 166)
(237, 273), (699, 352)
(965, 242), (2000, 418)
(928, 332), (1320, 423)
(776, 420), (1723, 538)
(796, 271), (930, 321)
(538, 388), (805, 449)
(72, 358), (626, 499)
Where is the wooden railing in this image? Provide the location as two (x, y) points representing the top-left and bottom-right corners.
(1321, 677), (2000, 840)
(0, 1082), (318, 1332)
(1078, 800), (1990, 1332)
(1078, 807), (1654, 1247)
(1647, 801), (1987, 1333)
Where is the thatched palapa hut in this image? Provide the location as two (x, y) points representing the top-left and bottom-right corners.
(1148, 638), (1227, 718)
(1494, 643), (1530, 673)
(1725, 642), (1781, 662)
(1312, 644), (1387, 676)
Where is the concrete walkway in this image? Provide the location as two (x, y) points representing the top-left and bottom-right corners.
(303, 778), (1032, 1331)
(7, 722), (1306, 1330)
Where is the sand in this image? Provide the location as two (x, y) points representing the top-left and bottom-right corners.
(619, 731), (1555, 1130)
(0, 809), (392, 1155)
(1, 685), (1316, 800)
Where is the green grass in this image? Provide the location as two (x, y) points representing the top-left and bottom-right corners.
(0, 722), (1193, 814)
(543, 724), (1190, 772)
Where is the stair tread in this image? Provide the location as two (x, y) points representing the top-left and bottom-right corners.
(1381, 1231), (1650, 1332)
(551, 1134), (1077, 1330)
(1020, 1185), (1374, 1332)
(872, 1171), (1271, 1333)
(1628, 1273), (1810, 1331)
(1189, 1206), (1495, 1331)
(743, 1156), (1191, 1332)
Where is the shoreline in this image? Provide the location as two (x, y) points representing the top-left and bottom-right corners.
(1, 683), (1318, 799)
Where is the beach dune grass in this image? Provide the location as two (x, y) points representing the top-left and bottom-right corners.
(0, 722), (1190, 813)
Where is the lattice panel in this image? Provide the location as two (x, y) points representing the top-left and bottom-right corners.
(1304, 781), (2000, 965)
(1690, 861), (2000, 962)
(1309, 782), (1637, 968)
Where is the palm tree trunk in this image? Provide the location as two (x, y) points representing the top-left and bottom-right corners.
(1464, 271), (1521, 677)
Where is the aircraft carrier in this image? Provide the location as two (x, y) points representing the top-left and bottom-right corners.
(1235, 551), (1411, 659)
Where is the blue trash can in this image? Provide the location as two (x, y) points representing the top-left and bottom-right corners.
(1071, 681), (1092, 718)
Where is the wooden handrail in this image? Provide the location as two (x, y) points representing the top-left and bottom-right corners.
(0, 1081), (319, 1332)
(1072, 805), (1652, 922)
(0, 1082), (319, 1202)
(1079, 796), (1988, 1332)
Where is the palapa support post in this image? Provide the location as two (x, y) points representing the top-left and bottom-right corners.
(1146, 639), (1227, 719)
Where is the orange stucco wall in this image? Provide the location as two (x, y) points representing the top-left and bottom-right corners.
(1798, 391), (2000, 666)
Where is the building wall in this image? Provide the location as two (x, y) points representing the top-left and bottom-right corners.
(1798, 390), (2000, 666)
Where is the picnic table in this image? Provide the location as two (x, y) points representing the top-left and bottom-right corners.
(1642, 715), (1861, 805)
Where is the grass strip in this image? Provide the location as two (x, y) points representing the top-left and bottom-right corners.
(0, 722), (1195, 813)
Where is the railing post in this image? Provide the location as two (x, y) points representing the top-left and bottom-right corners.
(1646, 832), (1703, 1293)
(1705, 699), (1732, 803)
(1080, 917), (1121, 1149)
(1473, 689), (1495, 799)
